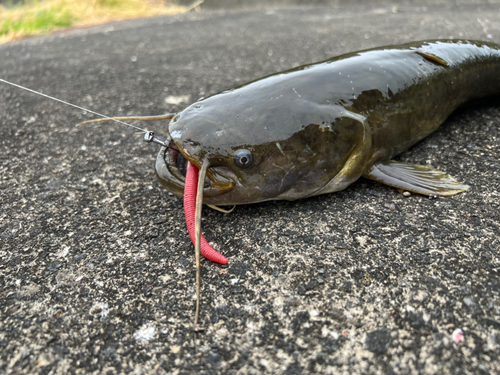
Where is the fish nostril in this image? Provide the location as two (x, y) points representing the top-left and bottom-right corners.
(181, 139), (202, 157)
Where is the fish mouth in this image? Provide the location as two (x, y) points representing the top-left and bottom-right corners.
(155, 143), (237, 198)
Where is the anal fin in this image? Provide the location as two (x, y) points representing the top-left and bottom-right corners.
(365, 161), (469, 197)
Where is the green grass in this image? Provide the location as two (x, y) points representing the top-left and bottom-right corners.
(0, 0), (189, 43)
(0, 8), (75, 36)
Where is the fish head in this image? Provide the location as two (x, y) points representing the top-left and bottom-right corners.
(156, 84), (368, 205)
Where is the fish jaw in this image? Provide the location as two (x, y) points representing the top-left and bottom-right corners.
(155, 144), (237, 201)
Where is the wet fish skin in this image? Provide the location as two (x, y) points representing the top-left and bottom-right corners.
(157, 40), (500, 204)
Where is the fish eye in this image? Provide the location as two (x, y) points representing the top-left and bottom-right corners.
(234, 150), (253, 168)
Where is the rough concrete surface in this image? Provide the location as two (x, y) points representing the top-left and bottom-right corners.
(1, 2), (500, 374)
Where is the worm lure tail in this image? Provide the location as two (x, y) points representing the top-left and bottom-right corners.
(183, 162), (228, 265)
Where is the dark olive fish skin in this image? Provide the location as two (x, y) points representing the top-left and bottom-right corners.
(156, 40), (500, 205)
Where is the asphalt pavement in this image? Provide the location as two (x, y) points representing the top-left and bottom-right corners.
(1, 1), (500, 374)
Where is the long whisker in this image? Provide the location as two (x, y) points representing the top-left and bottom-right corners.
(77, 113), (175, 127)
(207, 204), (236, 214)
(0, 78), (154, 134)
(194, 159), (209, 341)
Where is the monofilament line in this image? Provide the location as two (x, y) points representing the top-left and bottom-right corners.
(0, 78), (149, 133)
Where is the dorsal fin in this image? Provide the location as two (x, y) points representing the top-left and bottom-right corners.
(415, 51), (450, 67)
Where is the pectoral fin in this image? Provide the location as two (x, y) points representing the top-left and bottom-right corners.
(365, 161), (469, 196)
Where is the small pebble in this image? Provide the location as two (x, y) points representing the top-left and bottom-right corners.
(452, 328), (464, 343)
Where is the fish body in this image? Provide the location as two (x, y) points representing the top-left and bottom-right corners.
(156, 40), (500, 205)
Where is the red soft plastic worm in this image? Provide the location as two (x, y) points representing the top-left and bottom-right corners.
(184, 161), (228, 264)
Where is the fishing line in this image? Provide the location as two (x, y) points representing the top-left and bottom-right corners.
(0, 78), (149, 133)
